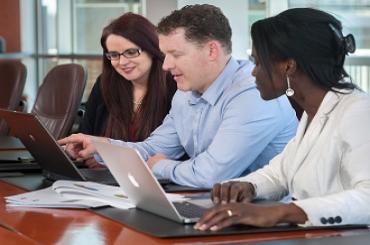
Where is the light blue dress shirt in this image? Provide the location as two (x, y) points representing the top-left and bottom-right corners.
(109, 57), (298, 188)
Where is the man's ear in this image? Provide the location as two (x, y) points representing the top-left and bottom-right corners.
(286, 59), (297, 76)
(207, 41), (220, 61)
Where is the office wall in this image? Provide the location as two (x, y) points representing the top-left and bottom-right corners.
(145, 0), (177, 25)
(177, 0), (249, 59)
(0, 0), (21, 52)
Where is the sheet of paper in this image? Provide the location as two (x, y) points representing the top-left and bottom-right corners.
(5, 187), (106, 209)
(52, 180), (134, 209)
(5, 180), (191, 210)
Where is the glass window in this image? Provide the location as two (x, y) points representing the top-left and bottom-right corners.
(288, 0), (370, 49)
(288, 0), (370, 92)
(39, 0), (58, 54)
(248, 0), (267, 50)
(73, 0), (141, 54)
(36, 0), (142, 101)
(248, 0), (267, 25)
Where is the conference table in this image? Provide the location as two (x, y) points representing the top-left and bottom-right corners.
(0, 178), (369, 244)
(0, 138), (369, 244)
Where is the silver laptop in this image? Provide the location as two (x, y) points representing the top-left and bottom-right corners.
(93, 141), (208, 224)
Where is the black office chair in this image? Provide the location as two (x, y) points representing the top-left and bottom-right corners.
(0, 60), (27, 135)
(31, 64), (87, 139)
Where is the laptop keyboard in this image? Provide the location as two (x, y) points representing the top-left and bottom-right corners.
(173, 201), (207, 219)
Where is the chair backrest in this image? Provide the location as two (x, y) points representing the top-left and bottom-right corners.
(31, 63), (87, 139)
(0, 60), (27, 135)
(0, 36), (6, 53)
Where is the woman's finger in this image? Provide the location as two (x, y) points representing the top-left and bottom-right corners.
(229, 183), (243, 203)
(211, 184), (221, 204)
(209, 214), (240, 231)
(220, 183), (231, 204)
(195, 207), (232, 231)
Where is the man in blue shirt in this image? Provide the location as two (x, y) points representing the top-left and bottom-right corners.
(59, 4), (297, 188)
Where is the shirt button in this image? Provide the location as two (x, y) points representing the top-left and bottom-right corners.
(320, 217), (327, 224)
(328, 217), (335, 224)
(334, 216), (342, 223)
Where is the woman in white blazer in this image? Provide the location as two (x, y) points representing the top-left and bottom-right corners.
(195, 8), (370, 231)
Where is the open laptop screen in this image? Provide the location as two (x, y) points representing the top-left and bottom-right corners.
(0, 109), (85, 180)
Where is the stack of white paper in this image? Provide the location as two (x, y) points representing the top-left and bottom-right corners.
(5, 186), (106, 209)
(52, 180), (135, 209)
(5, 180), (134, 209)
(5, 180), (188, 210)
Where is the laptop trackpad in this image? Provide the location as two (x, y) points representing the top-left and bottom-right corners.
(185, 192), (213, 208)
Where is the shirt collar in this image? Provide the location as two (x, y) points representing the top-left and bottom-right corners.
(314, 88), (354, 118)
(189, 57), (239, 106)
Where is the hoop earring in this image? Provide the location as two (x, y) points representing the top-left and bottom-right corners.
(285, 76), (294, 97)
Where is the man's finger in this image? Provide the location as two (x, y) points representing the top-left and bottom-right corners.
(78, 147), (96, 159)
(57, 134), (82, 145)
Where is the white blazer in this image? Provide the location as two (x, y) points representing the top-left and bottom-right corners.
(235, 90), (370, 226)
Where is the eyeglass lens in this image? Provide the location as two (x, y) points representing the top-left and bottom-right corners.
(106, 48), (141, 60)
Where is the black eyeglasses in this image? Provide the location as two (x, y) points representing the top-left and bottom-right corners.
(105, 48), (142, 61)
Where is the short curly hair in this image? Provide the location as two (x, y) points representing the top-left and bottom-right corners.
(157, 4), (232, 54)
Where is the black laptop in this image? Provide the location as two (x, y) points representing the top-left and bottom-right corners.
(0, 136), (40, 171)
(0, 109), (210, 192)
(0, 109), (118, 184)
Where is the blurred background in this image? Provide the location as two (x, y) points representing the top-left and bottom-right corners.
(1, 0), (369, 110)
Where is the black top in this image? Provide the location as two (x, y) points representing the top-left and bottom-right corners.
(79, 76), (108, 136)
(79, 75), (177, 138)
